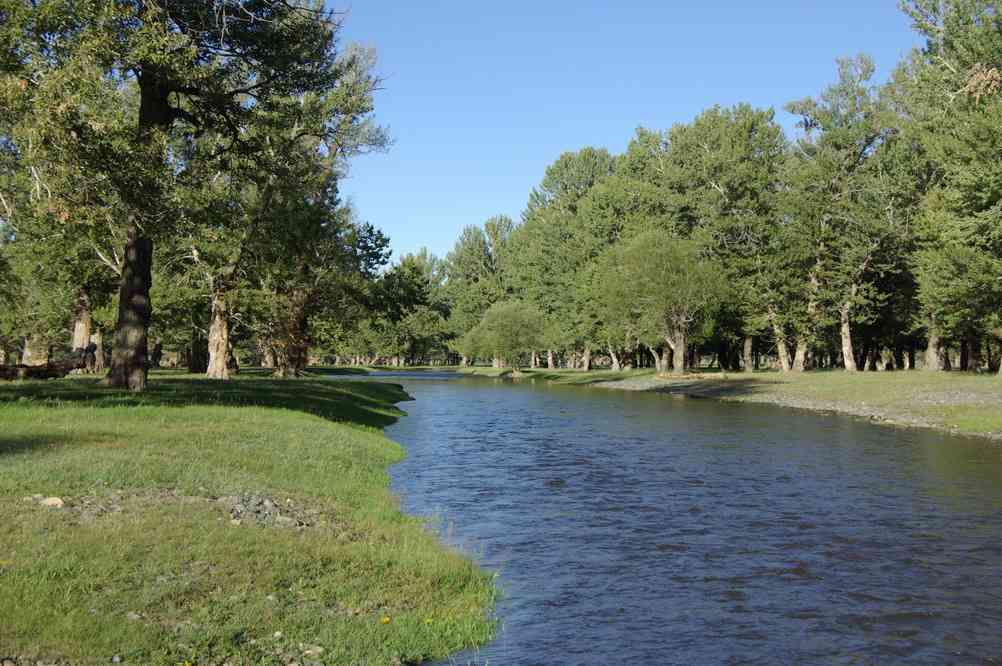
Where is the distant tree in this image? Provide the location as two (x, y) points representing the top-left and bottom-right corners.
(443, 216), (513, 360)
(783, 55), (905, 372)
(613, 233), (728, 374)
(466, 301), (546, 369)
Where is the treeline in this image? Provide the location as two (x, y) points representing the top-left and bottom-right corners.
(342, 1), (1000, 375)
(0, 2), (394, 389)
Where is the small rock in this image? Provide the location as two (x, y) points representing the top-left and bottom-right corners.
(274, 631), (283, 639)
(262, 499), (275, 510)
(266, 594), (276, 602)
(275, 515), (297, 528)
(230, 519), (242, 526)
(111, 656), (121, 664)
(303, 646), (324, 657)
(126, 611), (141, 621)
(40, 497), (64, 508)
(3, 658), (16, 666)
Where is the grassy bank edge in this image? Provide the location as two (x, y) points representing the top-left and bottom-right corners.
(0, 372), (496, 665)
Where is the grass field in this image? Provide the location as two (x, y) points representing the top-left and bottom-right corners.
(0, 372), (495, 665)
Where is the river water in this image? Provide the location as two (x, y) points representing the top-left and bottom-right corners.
(376, 372), (1002, 665)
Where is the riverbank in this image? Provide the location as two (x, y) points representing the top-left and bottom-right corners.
(0, 372), (495, 665)
(458, 367), (1002, 440)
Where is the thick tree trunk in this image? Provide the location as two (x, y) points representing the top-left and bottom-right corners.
(668, 333), (687, 375)
(206, 291), (231, 380)
(72, 291), (92, 352)
(531, 351), (539, 369)
(581, 345), (592, 372)
(840, 304), (858, 372)
(23, 336), (50, 367)
(547, 349), (555, 369)
(107, 223), (153, 391)
(792, 337), (809, 372)
(924, 323), (944, 371)
(959, 339), (970, 372)
(772, 322), (792, 372)
(609, 348), (621, 372)
(261, 343), (276, 368)
(906, 346), (915, 371)
(970, 337), (983, 372)
(742, 336), (754, 373)
(460, 354), (469, 367)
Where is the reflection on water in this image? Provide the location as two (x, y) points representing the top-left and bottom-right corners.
(375, 372), (1002, 665)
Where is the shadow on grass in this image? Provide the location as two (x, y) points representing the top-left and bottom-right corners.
(0, 372), (409, 429)
(648, 376), (778, 399)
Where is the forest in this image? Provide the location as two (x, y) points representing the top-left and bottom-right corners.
(2, 0), (1001, 390)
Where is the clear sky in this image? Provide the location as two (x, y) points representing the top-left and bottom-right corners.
(337, 1), (922, 262)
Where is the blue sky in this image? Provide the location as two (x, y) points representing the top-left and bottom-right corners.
(337, 1), (922, 261)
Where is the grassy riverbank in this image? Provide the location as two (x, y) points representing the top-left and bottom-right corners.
(459, 366), (1002, 440)
(0, 372), (495, 665)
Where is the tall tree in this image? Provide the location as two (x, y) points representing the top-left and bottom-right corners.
(2, 0), (353, 390)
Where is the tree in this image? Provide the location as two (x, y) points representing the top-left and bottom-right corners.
(609, 233), (728, 374)
(783, 55), (904, 372)
(443, 216), (513, 362)
(897, 0), (1002, 374)
(2, 1), (355, 390)
(465, 301), (546, 369)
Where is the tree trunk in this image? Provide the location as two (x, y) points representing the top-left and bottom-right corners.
(959, 339), (970, 372)
(531, 351), (539, 369)
(547, 349), (555, 369)
(906, 346), (915, 371)
(772, 322), (792, 372)
(188, 329), (209, 374)
(840, 304), (858, 372)
(668, 333), (687, 375)
(866, 345), (879, 372)
(261, 345), (276, 368)
(970, 337), (983, 372)
(106, 223), (153, 391)
(91, 330), (106, 373)
(205, 291), (231, 380)
(609, 348), (621, 372)
(742, 336), (754, 373)
(582, 345), (591, 372)
(924, 323), (944, 371)
(23, 336), (49, 367)
(649, 346), (664, 374)
(792, 337), (809, 372)
(72, 291), (93, 352)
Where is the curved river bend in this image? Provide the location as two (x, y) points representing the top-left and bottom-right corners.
(375, 372), (1002, 665)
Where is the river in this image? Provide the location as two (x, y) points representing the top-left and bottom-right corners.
(374, 371), (1002, 664)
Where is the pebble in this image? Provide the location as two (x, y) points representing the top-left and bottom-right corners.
(126, 611), (141, 621)
(40, 497), (64, 508)
(112, 656), (122, 664)
(2, 658), (16, 666)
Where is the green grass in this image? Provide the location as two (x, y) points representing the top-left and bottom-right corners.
(0, 372), (495, 665)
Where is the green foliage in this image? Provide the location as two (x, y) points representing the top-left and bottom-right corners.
(461, 300), (546, 367)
